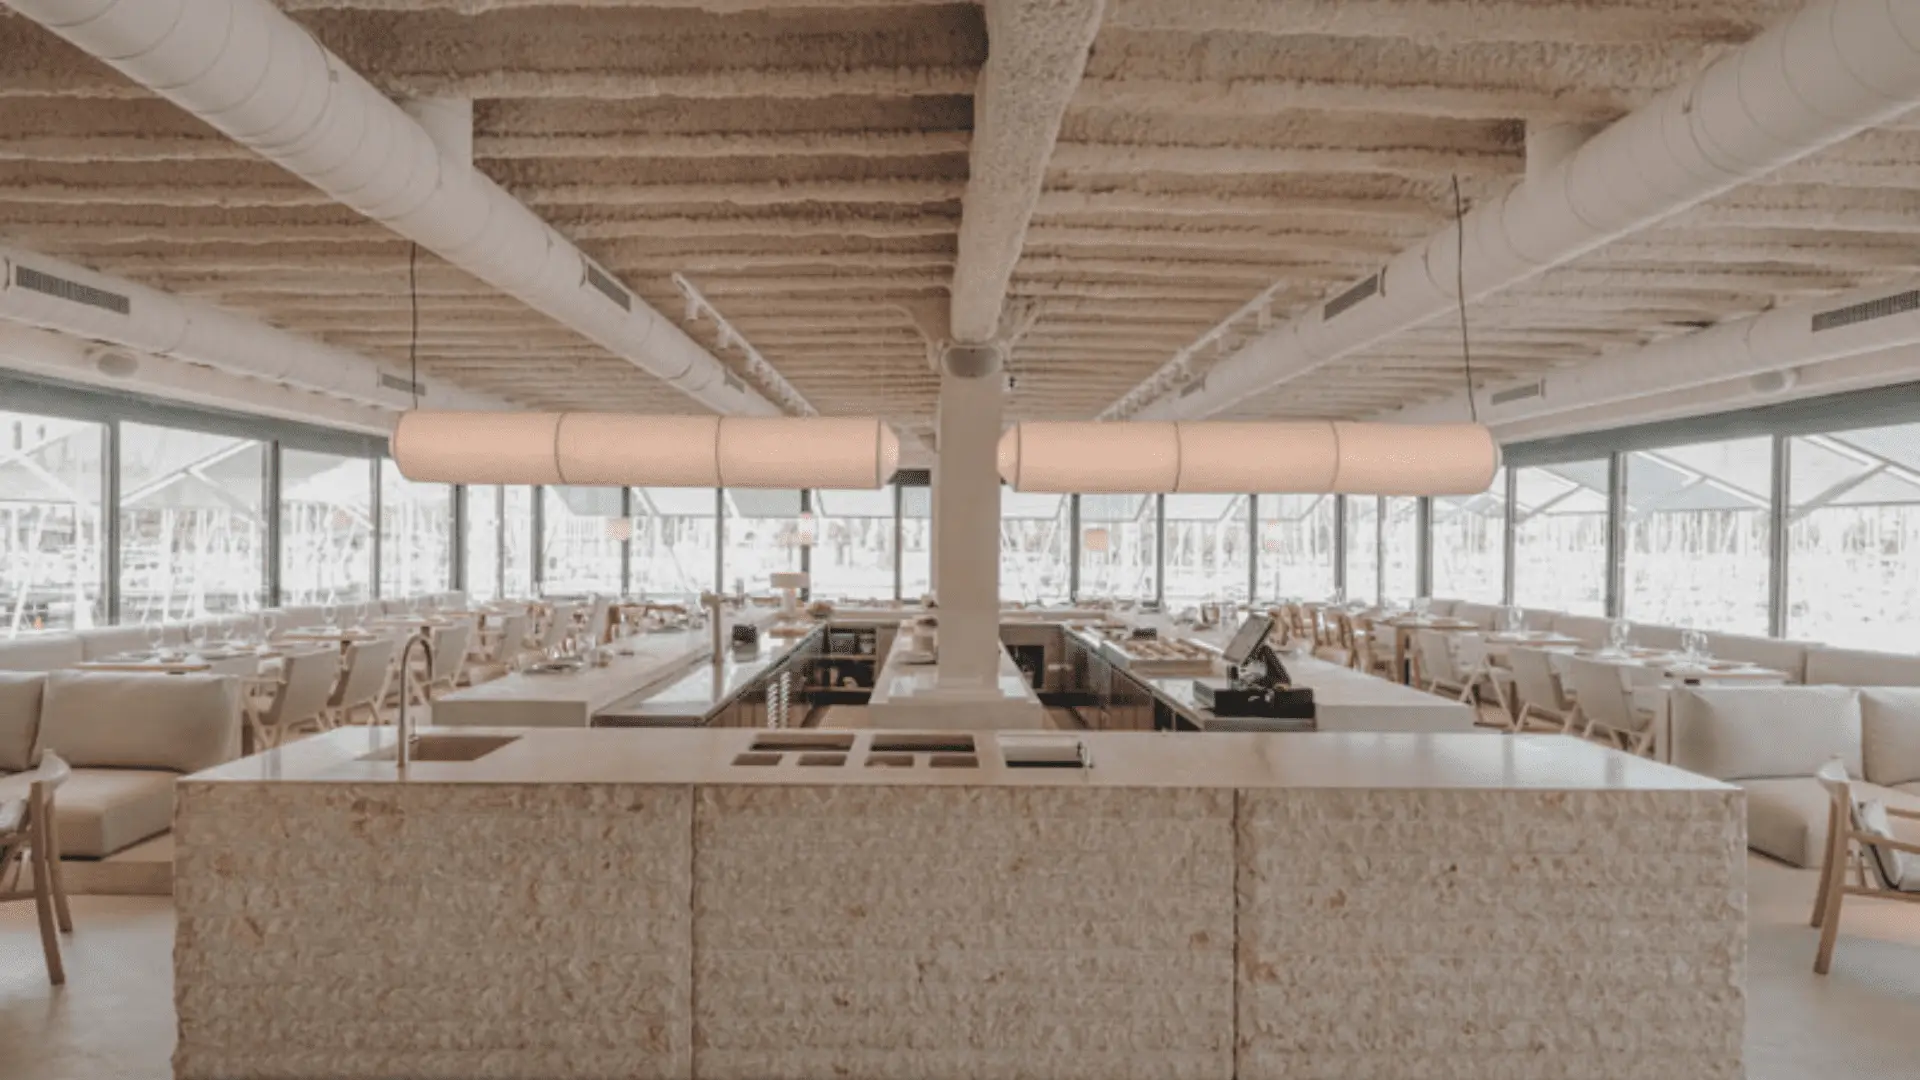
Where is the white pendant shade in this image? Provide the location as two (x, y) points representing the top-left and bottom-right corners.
(391, 411), (901, 489)
(997, 421), (1500, 495)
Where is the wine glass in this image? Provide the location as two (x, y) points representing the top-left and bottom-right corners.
(1682, 629), (1710, 663)
(187, 619), (210, 656)
(1413, 595), (1432, 618)
(1503, 605), (1526, 633)
(1606, 618), (1632, 655)
(144, 620), (166, 656)
(321, 602), (338, 631)
(260, 612), (278, 648)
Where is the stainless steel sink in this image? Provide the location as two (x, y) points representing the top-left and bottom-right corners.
(365, 734), (520, 763)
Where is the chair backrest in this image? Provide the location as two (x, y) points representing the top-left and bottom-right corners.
(1564, 656), (1637, 732)
(1508, 648), (1567, 717)
(0, 751), (70, 842)
(331, 636), (398, 709)
(1817, 758), (1910, 891)
(430, 623), (475, 681)
(1415, 630), (1458, 683)
(1454, 633), (1491, 670)
(539, 603), (578, 651)
(585, 596), (614, 643)
(494, 613), (533, 658)
(266, 650), (341, 728)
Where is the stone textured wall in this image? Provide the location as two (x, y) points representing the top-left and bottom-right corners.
(173, 782), (1743, 1080)
(1236, 788), (1747, 1080)
(173, 783), (694, 1080)
(691, 785), (1236, 1080)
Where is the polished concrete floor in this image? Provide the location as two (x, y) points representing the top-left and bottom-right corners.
(2, 854), (1917, 1079)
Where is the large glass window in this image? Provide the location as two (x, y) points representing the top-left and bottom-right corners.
(1001, 492), (1071, 603)
(632, 487), (717, 600)
(380, 461), (451, 599)
(1344, 496), (1380, 605)
(1381, 496), (1420, 604)
(280, 449), (373, 605)
(1512, 459), (1609, 616)
(117, 422), (265, 622)
(1430, 469), (1506, 603)
(1257, 493), (1336, 601)
(1788, 425), (1920, 650)
(1077, 494), (1157, 601)
(503, 486), (534, 598)
(1163, 494), (1248, 604)
(812, 488), (896, 601)
(725, 489), (803, 591)
(900, 485), (930, 601)
(1623, 438), (1772, 634)
(466, 486), (502, 603)
(1, 411), (105, 635)
(543, 485), (624, 595)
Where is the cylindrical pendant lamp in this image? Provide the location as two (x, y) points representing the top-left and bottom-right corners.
(996, 421), (1499, 495)
(391, 411), (901, 489)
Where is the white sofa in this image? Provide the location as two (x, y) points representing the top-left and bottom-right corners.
(1806, 646), (1920, 688)
(1667, 686), (1920, 867)
(0, 670), (241, 858)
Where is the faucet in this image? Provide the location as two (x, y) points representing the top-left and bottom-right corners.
(395, 628), (435, 771)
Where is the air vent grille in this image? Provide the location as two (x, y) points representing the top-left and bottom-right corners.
(583, 263), (631, 311)
(1323, 274), (1380, 321)
(380, 373), (425, 397)
(893, 467), (931, 487)
(1812, 290), (1919, 333)
(12, 265), (131, 315)
(1489, 381), (1545, 406)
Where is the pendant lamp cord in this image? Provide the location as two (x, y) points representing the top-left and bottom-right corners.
(407, 242), (421, 410)
(1450, 174), (1478, 424)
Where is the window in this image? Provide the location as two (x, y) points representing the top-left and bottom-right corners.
(1623, 438), (1772, 634)
(1381, 496), (1421, 604)
(1512, 460), (1609, 616)
(900, 485), (930, 601)
(380, 461), (451, 599)
(811, 488), (896, 601)
(1163, 494), (1248, 604)
(503, 486), (534, 599)
(1077, 494), (1156, 601)
(466, 485), (502, 603)
(1257, 493), (1336, 601)
(1001, 492), (1071, 603)
(725, 489), (803, 591)
(1787, 424), (1920, 651)
(117, 422), (265, 622)
(1430, 469), (1506, 603)
(632, 487), (717, 600)
(280, 449), (373, 605)
(543, 485), (624, 595)
(1, 411), (105, 635)
(1344, 496), (1379, 605)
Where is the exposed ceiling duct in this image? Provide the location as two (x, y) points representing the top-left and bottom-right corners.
(0, 244), (506, 414)
(4, 0), (779, 417)
(1118, 0), (1920, 423)
(1390, 277), (1920, 431)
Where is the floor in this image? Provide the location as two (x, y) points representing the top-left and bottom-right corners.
(2, 856), (1916, 1079)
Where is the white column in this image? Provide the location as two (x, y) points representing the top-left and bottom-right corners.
(932, 347), (1003, 688)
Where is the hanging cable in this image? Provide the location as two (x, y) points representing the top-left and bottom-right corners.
(1450, 174), (1478, 424)
(407, 242), (421, 410)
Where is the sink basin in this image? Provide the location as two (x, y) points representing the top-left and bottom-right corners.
(364, 734), (520, 763)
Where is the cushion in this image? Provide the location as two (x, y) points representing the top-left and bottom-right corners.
(1806, 647), (1920, 689)
(1668, 686), (1862, 781)
(0, 672), (46, 773)
(1551, 613), (1612, 647)
(0, 634), (84, 673)
(52, 768), (175, 858)
(1520, 608), (1559, 632)
(1855, 799), (1913, 890)
(1454, 601), (1500, 630)
(1862, 689), (1920, 789)
(1708, 633), (1811, 684)
(1425, 599), (1459, 616)
(1739, 778), (1833, 868)
(76, 625), (159, 662)
(1633, 624), (1687, 651)
(273, 606), (327, 632)
(37, 672), (241, 774)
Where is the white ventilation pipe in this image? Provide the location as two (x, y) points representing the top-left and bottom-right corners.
(1128, 0), (1920, 422)
(1390, 277), (1920, 430)
(0, 323), (398, 434)
(0, 245), (505, 412)
(5, 0), (778, 418)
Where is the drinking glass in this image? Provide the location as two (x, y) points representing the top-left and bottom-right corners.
(322, 603), (338, 630)
(188, 619), (210, 654)
(1503, 605), (1526, 633)
(1413, 596), (1432, 618)
(1606, 618), (1632, 655)
(144, 621), (166, 654)
(261, 612), (278, 644)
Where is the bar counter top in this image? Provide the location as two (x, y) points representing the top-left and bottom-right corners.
(186, 724), (1730, 793)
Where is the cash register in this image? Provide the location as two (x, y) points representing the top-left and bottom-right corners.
(1192, 614), (1315, 721)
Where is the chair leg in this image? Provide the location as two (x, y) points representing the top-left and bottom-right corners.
(1812, 807), (1843, 929)
(31, 812), (64, 985)
(1814, 833), (1853, 975)
(44, 810), (71, 934)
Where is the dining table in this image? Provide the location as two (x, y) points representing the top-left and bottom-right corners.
(1379, 615), (1482, 685)
(1547, 648), (1791, 763)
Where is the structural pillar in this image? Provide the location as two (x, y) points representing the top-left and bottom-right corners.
(932, 344), (1003, 688)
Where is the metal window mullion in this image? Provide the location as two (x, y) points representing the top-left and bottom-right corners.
(893, 482), (904, 602)
(369, 457), (383, 600)
(1769, 435), (1792, 638)
(103, 420), (120, 624)
(530, 484), (545, 594)
(1605, 452), (1626, 619)
(1332, 494), (1347, 597)
(1416, 496), (1432, 600)
(450, 484), (467, 594)
(1247, 493), (1260, 602)
(1153, 493), (1166, 606)
(714, 487), (726, 594)
(1375, 496), (1386, 603)
(494, 486), (506, 600)
(1068, 493), (1082, 601)
(798, 488), (811, 601)
(1501, 467), (1517, 606)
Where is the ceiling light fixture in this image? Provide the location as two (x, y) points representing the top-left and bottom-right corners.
(671, 272), (816, 417)
(997, 421), (1500, 496)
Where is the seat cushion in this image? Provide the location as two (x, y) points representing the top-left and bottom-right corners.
(1668, 686), (1862, 781)
(1708, 633), (1812, 684)
(1551, 613), (1612, 647)
(37, 671), (241, 774)
(1633, 624), (1687, 651)
(0, 634), (84, 673)
(0, 672), (45, 772)
(1806, 647), (1920, 689)
(75, 625), (159, 662)
(1453, 601), (1500, 630)
(50, 768), (175, 859)
(1862, 688), (1920, 789)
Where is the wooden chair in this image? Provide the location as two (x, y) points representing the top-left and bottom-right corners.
(246, 648), (342, 750)
(0, 751), (74, 985)
(1312, 611), (1355, 667)
(1811, 759), (1920, 974)
(1562, 656), (1659, 755)
(469, 612), (535, 682)
(1506, 647), (1574, 732)
(412, 622), (476, 703)
(328, 635), (399, 727)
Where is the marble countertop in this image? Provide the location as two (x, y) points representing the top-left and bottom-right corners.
(187, 724), (1733, 793)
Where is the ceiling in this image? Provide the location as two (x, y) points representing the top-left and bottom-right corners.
(4, 0), (1918, 442)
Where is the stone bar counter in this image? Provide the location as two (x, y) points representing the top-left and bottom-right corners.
(173, 727), (1746, 1080)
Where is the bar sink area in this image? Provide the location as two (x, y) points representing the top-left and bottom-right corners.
(361, 733), (522, 763)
